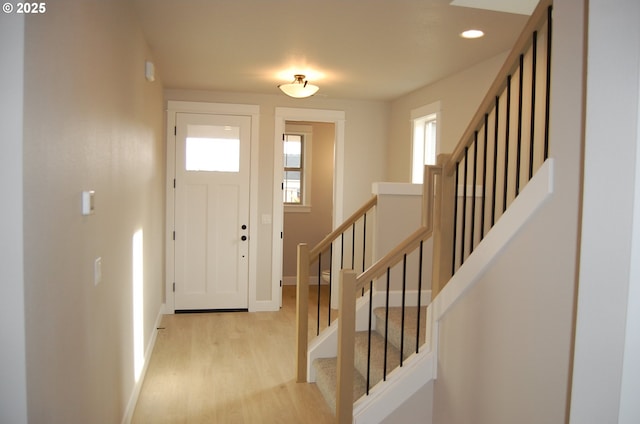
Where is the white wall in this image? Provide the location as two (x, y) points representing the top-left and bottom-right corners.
(22, 2), (165, 422)
(164, 89), (389, 301)
(570, 0), (640, 422)
(0, 11), (28, 424)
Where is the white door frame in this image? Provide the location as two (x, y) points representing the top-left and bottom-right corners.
(273, 107), (346, 307)
(166, 101), (260, 313)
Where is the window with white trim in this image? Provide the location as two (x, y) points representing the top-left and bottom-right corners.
(411, 102), (440, 184)
(283, 126), (312, 212)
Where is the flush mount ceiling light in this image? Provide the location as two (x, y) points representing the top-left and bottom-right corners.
(278, 74), (319, 98)
(461, 29), (485, 39)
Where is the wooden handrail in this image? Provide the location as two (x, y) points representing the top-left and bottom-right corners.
(308, 196), (377, 261)
(445, 0), (553, 176)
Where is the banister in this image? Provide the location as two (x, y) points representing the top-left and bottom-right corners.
(445, 0), (553, 176)
(309, 196), (377, 261)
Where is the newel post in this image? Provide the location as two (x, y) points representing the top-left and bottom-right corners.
(296, 243), (309, 383)
(431, 154), (455, 297)
(336, 269), (357, 424)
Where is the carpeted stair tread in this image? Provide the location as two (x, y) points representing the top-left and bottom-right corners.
(313, 357), (367, 414)
(354, 330), (402, 388)
(374, 306), (427, 357)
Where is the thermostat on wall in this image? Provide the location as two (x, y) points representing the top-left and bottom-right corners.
(82, 191), (95, 216)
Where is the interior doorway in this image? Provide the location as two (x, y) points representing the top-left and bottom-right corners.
(281, 121), (335, 286)
(272, 108), (346, 307)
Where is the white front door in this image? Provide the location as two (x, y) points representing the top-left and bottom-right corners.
(174, 112), (251, 310)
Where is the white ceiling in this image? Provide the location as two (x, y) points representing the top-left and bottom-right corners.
(132, 0), (534, 101)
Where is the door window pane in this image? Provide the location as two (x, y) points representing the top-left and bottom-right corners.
(186, 124), (240, 172)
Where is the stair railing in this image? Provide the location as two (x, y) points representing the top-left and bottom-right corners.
(334, 0), (554, 420)
(296, 196), (377, 383)
(335, 164), (441, 423)
(433, 0), (553, 296)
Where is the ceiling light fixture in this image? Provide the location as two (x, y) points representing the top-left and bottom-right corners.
(461, 29), (485, 39)
(278, 74), (319, 98)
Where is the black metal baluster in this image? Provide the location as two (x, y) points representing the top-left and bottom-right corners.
(400, 254), (407, 367)
(452, 163), (460, 274)
(481, 114), (488, 240)
(470, 133), (478, 254)
(351, 223), (356, 269)
(362, 214), (367, 296)
(340, 233), (344, 269)
(492, 96), (500, 228)
(516, 54), (524, 197)
(529, 31), (538, 180)
(366, 280), (373, 395)
(503, 75), (512, 213)
(544, 6), (553, 160)
(362, 213), (367, 273)
(416, 240), (424, 354)
(317, 253), (321, 336)
(460, 147), (469, 265)
(328, 243), (332, 326)
(383, 268), (390, 381)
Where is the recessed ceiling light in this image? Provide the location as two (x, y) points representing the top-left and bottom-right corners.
(461, 29), (485, 39)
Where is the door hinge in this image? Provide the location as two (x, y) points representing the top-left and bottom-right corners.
(174, 126), (177, 136)
(173, 282), (175, 292)
(280, 280), (282, 287)
(281, 182), (284, 190)
(173, 231), (175, 240)
(280, 231), (283, 239)
(173, 178), (176, 188)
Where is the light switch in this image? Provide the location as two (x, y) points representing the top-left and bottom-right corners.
(82, 191), (95, 215)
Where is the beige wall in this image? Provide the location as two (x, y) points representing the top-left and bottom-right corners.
(387, 52), (508, 182)
(22, 2), (165, 422)
(164, 89), (389, 300)
(283, 122), (334, 279)
(432, 1), (585, 423)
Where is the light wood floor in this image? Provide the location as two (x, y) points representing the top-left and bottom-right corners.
(132, 285), (336, 424)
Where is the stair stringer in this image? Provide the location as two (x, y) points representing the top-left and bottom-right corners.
(352, 349), (435, 424)
(307, 288), (431, 382)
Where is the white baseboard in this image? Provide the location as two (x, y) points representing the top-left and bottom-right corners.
(282, 275), (327, 285)
(121, 303), (165, 424)
(250, 299), (280, 312)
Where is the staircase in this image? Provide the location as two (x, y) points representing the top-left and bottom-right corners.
(313, 306), (426, 414)
(295, 1), (554, 422)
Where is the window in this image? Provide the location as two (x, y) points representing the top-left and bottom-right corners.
(186, 124), (240, 172)
(411, 102), (440, 184)
(283, 133), (304, 204)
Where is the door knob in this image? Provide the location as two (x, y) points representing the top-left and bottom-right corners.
(241, 235), (247, 241)
(241, 224), (247, 230)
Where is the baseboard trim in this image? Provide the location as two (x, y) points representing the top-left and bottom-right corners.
(282, 275), (327, 285)
(121, 303), (165, 424)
